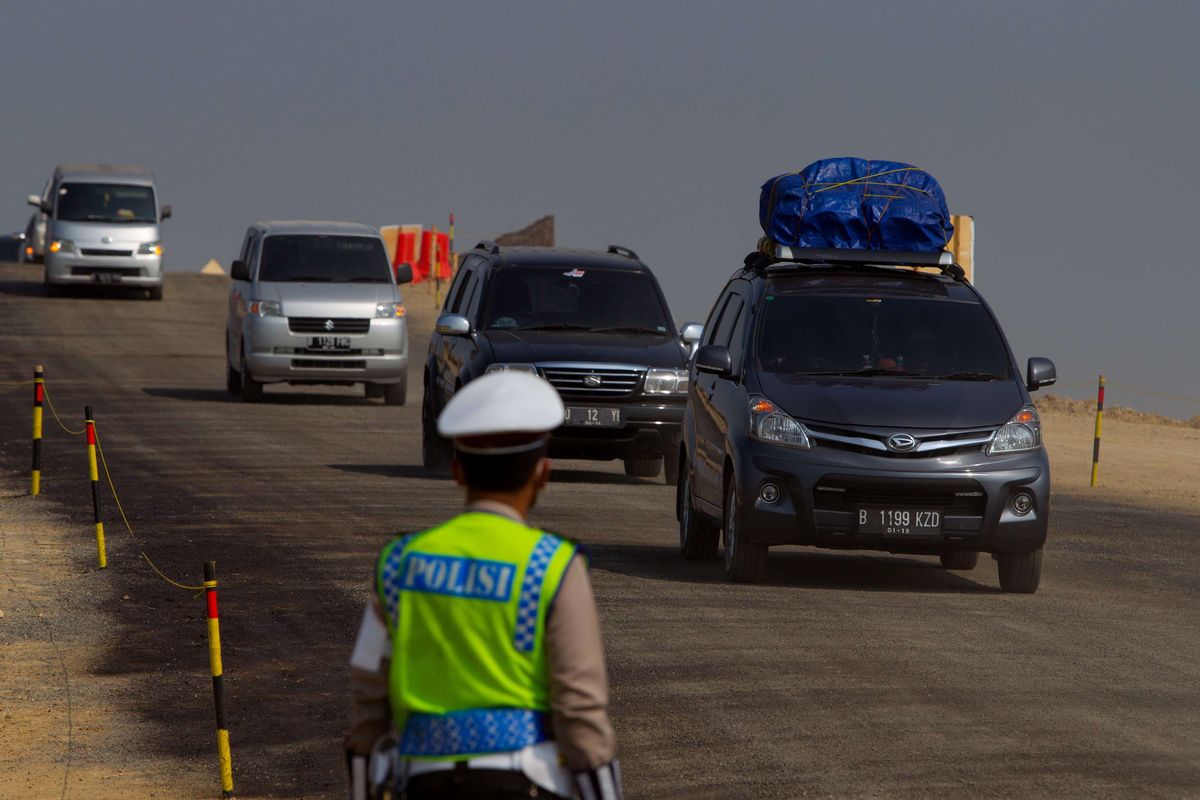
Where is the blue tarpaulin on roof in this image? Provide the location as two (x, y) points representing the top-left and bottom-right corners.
(760, 158), (953, 252)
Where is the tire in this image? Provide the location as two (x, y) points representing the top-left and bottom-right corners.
(384, 374), (408, 406)
(239, 352), (263, 403)
(679, 466), (720, 560)
(225, 363), (242, 396)
(365, 383), (385, 399)
(623, 457), (662, 479)
(663, 445), (681, 486)
(147, 285), (164, 301)
(723, 481), (767, 583)
(421, 392), (451, 472)
(940, 551), (979, 571)
(44, 281), (61, 297)
(997, 549), (1042, 594)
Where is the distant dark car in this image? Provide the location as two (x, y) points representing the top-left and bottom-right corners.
(0, 231), (24, 262)
(423, 243), (700, 482)
(679, 246), (1056, 590)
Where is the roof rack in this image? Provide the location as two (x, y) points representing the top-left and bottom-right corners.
(747, 241), (965, 280)
(606, 244), (639, 260)
(474, 240), (500, 254)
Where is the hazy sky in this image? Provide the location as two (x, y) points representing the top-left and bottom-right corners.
(3, 2), (1198, 418)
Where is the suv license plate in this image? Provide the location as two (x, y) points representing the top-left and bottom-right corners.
(309, 336), (351, 351)
(564, 407), (621, 428)
(94, 272), (121, 284)
(857, 507), (943, 536)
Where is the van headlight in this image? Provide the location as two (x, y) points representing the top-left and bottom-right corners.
(748, 395), (812, 449)
(375, 302), (405, 318)
(644, 368), (688, 395)
(137, 241), (162, 255)
(987, 406), (1042, 455)
(249, 299), (283, 317)
(48, 239), (76, 254)
(485, 363), (538, 375)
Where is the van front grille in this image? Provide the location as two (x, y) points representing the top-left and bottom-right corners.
(291, 359), (367, 370)
(540, 365), (644, 397)
(288, 318), (371, 334)
(80, 248), (134, 257)
(813, 477), (986, 515)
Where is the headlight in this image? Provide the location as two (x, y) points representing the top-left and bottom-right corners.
(644, 368), (689, 395)
(375, 302), (405, 318)
(485, 363), (538, 375)
(248, 299), (283, 317)
(137, 241), (162, 255)
(987, 405), (1042, 455)
(48, 239), (75, 254)
(747, 395), (812, 449)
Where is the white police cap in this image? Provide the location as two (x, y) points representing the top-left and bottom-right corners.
(437, 371), (565, 445)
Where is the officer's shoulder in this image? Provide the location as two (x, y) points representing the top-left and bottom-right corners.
(538, 529), (591, 566)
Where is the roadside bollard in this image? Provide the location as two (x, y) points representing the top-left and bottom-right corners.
(1090, 375), (1105, 487)
(84, 406), (107, 568)
(31, 365), (44, 495)
(204, 561), (235, 799)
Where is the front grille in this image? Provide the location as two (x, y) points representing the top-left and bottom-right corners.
(813, 477), (986, 516)
(80, 248), (133, 257)
(288, 317), (371, 334)
(540, 365), (644, 397)
(806, 423), (995, 458)
(291, 359), (367, 370)
(71, 266), (143, 276)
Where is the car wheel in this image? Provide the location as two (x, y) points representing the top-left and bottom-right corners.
(239, 352), (263, 403)
(147, 285), (164, 301)
(623, 457), (661, 479)
(365, 383), (385, 399)
(225, 363), (242, 396)
(384, 374), (408, 406)
(44, 281), (61, 297)
(421, 392), (451, 472)
(997, 549), (1042, 593)
(939, 551), (979, 571)
(679, 466), (719, 560)
(663, 445), (681, 486)
(723, 481), (767, 583)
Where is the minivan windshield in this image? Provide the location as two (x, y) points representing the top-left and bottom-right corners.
(482, 266), (672, 334)
(259, 235), (392, 283)
(756, 292), (1011, 380)
(56, 182), (156, 223)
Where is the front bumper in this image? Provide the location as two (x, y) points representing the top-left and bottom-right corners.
(244, 316), (408, 384)
(732, 440), (1050, 554)
(548, 400), (684, 461)
(45, 252), (163, 287)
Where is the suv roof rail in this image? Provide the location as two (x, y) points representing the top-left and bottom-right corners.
(746, 241), (966, 280)
(474, 240), (500, 254)
(606, 244), (639, 260)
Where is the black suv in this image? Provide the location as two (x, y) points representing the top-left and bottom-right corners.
(678, 247), (1056, 590)
(422, 243), (698, 482)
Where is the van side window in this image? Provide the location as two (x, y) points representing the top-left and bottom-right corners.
(712, 296), (744, 350)
(727, 297), (749, 369)
(702, 292), (734, 346)
(448, 268), (477, 315)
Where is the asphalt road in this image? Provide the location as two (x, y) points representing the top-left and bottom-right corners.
(0, 264), (1197, 799)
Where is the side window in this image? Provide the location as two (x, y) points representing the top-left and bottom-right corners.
(238, 230), (254, 263)
(445, 256), (481, 313)
(462, 269), (486, 319)
(245, 232), (261, 275)
(702, 292), (734, 346)
(727, 296), (749, 370)
(447, 268), (477, 315)
(712, 296), (744, 350)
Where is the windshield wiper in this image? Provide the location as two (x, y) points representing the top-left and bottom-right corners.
(796, 367), (924, 378)
(587, 326), (668, 335)
(510, 323), (593, 332)
(932, 371), (1006, 381)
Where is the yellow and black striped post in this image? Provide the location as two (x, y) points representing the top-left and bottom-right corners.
(84, 406), (107, 568)
(204, 561), (235, 798)
(31, 365), (44, 495)
(1090, 375), (1105, 487)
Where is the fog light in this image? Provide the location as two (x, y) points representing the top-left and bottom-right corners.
(759, 483), (780, 504)
(1011, 492), (1034, 515)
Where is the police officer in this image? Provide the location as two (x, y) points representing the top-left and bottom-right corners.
(345, 371), (623, 800)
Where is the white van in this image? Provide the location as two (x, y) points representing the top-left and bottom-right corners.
(31, 164), (171, 300)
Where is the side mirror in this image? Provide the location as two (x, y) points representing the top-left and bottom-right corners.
(26, 194), (40, 208)
(680, 322), (704, 345)
(435, 313), (471, 337)
(395, 262), (413, 284)
(1026, 357), (1056, 391)
(160, 205), (172, 221)
(230, 259), (250, 281)
(694, 345), (732, 377)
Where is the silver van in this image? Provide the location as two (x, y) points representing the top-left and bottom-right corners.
(225, 221), (413, 404)
(31, 164), (170, 299)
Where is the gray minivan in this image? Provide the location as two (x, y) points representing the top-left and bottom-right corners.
(225, 221), (413, 404)
(31, 164), (170, 299)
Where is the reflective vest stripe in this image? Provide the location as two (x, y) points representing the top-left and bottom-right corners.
(513, 534), (562, 653)
(399, 708), (548, 758)
(378, 533), (413, 627)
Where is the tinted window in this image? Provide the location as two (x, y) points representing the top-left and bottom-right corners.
(449, 269), (478, 315)
(727, 299), (749, 368)
(56, 182), (156, 223)
(258, 235), (392, 283)
(702, 292), (734, 346)
(482, 266), (671, 334)
(713, 297), (743, 348)
(756, 290), (1010, 379)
